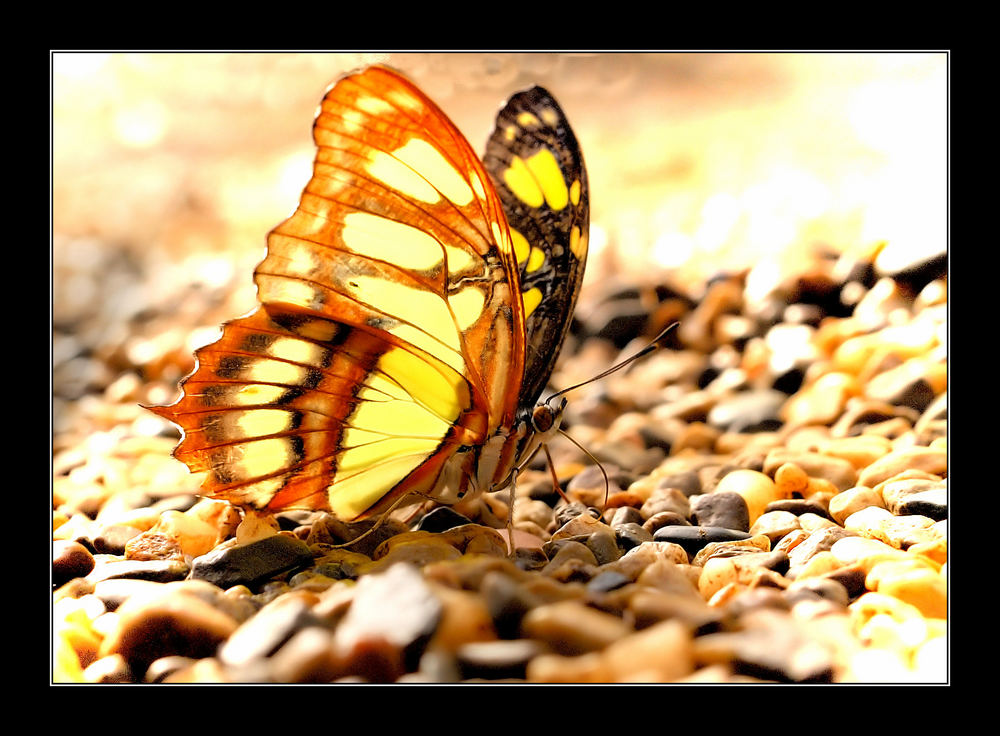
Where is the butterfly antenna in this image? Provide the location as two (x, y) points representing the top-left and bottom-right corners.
(546, 322), (678, 405)
(557, 428), (611, 511)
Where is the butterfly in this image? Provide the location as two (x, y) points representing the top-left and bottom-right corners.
(149, 65), (589, 525)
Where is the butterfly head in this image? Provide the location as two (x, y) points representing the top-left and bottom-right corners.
(531, 395), (567, 441)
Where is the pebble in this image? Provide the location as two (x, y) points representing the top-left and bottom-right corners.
(828, 486), (886, 524)
(653, 525), (752, 557)
(713, 469), (784, 524)
(520, 599), (634, 656)
(98, 582), (241, 675)
(189, 532), (314, 589)
(690, 491), (750, 531)
(53, 540), (95, 586)
(857, 447), (947, 488)
(333, 563), (443, 681)
(218, 593), (323, 668)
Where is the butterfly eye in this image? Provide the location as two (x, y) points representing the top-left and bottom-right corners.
(531, 403), (557, 433)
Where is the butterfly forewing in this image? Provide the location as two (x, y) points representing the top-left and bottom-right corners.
(483, 86), (589, 409)
(150, 66), (527, 520)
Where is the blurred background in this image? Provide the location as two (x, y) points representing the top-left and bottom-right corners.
(51, 51), (948, 448)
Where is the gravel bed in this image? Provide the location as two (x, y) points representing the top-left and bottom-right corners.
(53, 241), (947, 684)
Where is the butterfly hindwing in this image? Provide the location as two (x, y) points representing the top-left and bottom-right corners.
(483, 86), (589, 409)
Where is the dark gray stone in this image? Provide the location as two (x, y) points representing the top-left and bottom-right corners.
(190, 534), (314, 590)
(652, 525), (752, 556)
(615, 522), (654, 551)
(690, 492), (750, 532)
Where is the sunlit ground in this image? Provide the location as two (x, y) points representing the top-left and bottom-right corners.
(52, 51), (947, 336)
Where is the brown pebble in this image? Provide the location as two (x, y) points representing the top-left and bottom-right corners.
(53, 540), (96, 585)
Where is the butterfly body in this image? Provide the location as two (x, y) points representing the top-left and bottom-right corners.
(150, 65), (588, 523)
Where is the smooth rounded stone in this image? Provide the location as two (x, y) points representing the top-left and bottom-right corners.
(53, 540), (96, 586)
(721, 586), (791, 618)
(693, 608), (834, 683)
(143, 655), (198, 683)
(763, 450), (858, 492)
(520, 599), (634, 656)
(640, 486), (691, 520)
(772, 461), (810, 496)
(636, 559), (702, 598)
(610, 505), (644, 528)
(628, 589), (722, 634)
(514, 546), (549, 572)
(480, 571), (541, 639)
(333, 562), (443, 680)
(653, 525), (752, 558)
(654, 470), (703, 498)
(414, 506), (473, 533)
(690, 492), (750, 532)
(586, 529), (622, 565)
(828, 486), (886, 524)
(843, 505), (895, 534)
(83, 654), (133, 683)
(820, 563), (868, 598)
(426, 583), (499, 652)
(713, 469), (784, 524)
(614, 522), (654, 551)
(550, 511), (612, 542)
(587, 569), (632, 593)
(786, 526), (857, 569)
(310, 548), (373, 581)
(749, 510), (801, 543)
(312, 513), (411, 559)
(878, 476), (946, 515)
(268, 626), (340, 683)
(830, 398), (918, 437)
(190, 532), (314, 590)
(865, 514), (939, 550)
(798, 513), (837, 533)
(780, 371), (859, 427)
(99, 585), (241, 674)
(784, 577), (850, 608)
(92, 578), (167, 612)
(218, 593), (324, 668)
(894, 487), (947, 520)
(830, 536), (905, 569)
(858, 446), (947, 488)
(817, 434), (893, 471)
(551, 501), (599, 530)
(764, 498), (832, 519)
(86, 557), (190, 584)
(92, 524), (144, 555)
(514, 498), (557, 530)
(455, 639), (547, 680)
(707, 389), (786, 433)
(642, 511), (691, 534)
(864, 360), (938, 412)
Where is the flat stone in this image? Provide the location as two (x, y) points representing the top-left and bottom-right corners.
(86, 558), (190, 584)
(190, 533), (314, 590)
(652, 525), (752, 557)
